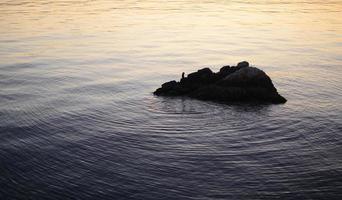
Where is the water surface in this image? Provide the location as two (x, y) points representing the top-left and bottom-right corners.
(1, 0), (342, 199)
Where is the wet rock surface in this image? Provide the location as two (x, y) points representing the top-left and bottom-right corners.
(154, 61), (287, 104)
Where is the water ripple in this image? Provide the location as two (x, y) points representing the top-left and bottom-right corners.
(1, 0), (342, 199)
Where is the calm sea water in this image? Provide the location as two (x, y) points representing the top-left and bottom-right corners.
(1, 0), (342, 199)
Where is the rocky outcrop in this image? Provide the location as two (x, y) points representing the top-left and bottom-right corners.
(154, 61), (287, 104)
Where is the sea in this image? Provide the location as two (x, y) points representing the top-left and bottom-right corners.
(0, 0), (342, 199)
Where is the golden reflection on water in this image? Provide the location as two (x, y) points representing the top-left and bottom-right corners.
(0, 0), (341, 70)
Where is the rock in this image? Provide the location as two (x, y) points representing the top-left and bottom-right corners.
(154, 61), (287, 104)
(182, 68), (215, 84)
(219, 65), (231, 73)
(219, 67), (274, 89)
(154, 80), (178, 95)
(237, 61), (249, 68)
(188, 68), (213, 79)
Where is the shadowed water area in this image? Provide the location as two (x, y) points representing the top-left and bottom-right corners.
(1, 0), (342, 199)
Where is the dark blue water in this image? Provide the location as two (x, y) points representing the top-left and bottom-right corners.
(1, 0), (342, 199)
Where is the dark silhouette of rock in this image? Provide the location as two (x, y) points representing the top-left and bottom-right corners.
(154, 61), (287, 104)
(237, 61), (249, 68)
